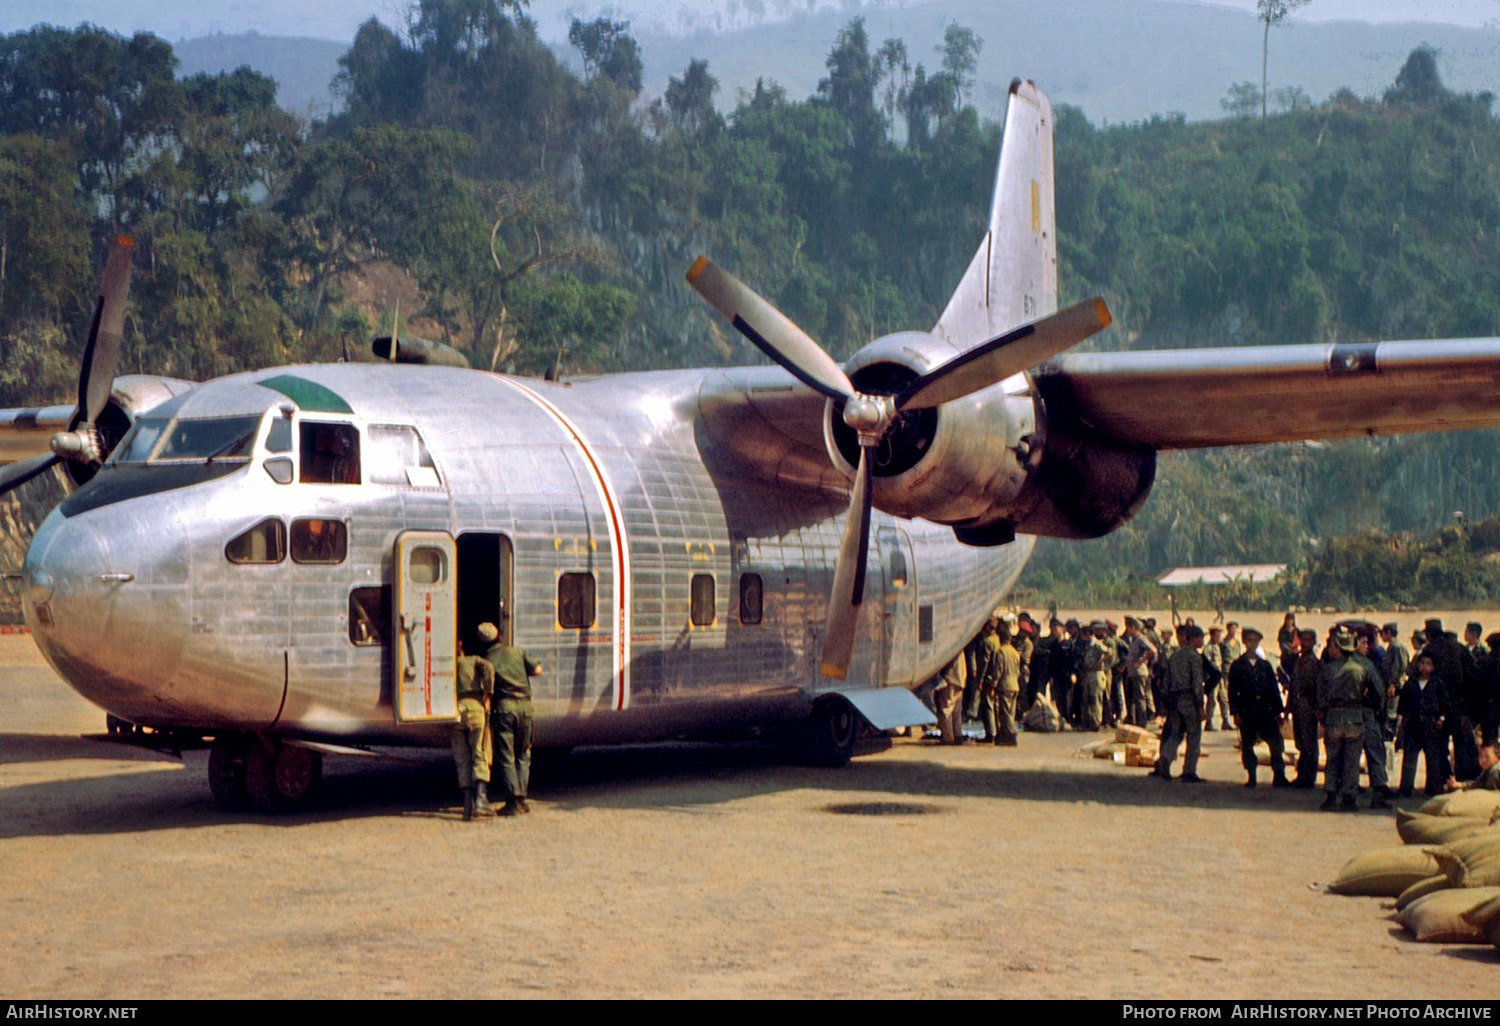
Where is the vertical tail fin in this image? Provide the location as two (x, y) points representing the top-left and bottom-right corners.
(934, 79), (1057, 349)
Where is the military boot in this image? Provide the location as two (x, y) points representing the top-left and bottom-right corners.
(474, 781), (494, 816)
(1319, 793), (1338, 811)
(499, 799), (523, 817)
(1243, 774), (1256, 788)
(462, 786), (475, 822)
(1340, 794), (1359, 812)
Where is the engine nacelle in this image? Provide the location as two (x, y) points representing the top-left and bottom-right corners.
(822, 332), (1155, 543)
(65, 374), (197, 487)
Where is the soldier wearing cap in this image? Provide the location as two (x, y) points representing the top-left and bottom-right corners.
(1106, 619), (1128, 728)
(1228, 627), (1288, 788)
(933, 651), (968, 745)
(1146, 617), (1173, 723)
(1078, 620), (1113, 731)
(1015, 614), (1037, 712)
(1204, 626), (1230, 731)
(1150, 624), (1207, 782)
(1380, 623), (1409, 742)
(452, 636), (496, 820)
(1354, 630), (1394, 807)
(1123, 617), (1156, 727)
(482, 615), (544, 816)
(988, 619), (1022, 745)
(1318, 628), (1373, 811)
(965, 615), (1001, 742)
(1288, 629), (1322, 787)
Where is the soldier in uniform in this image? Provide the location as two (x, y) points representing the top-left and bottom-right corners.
(933, 652), (968, 745)
(1079, 621), (1113, 732)
(482, 617), (544, 817)
(1149, 625), (1207, 782)
(452, 637), (495, 821)
(1052, 620), (1079, 727)
(1107, 620), (1128, 728)
(1318, 628), (1374, 811)
(1421, 618), (1480, 781)
(1030, 620), (1059, 716)
(1122, 617), (1156, 727)
(1289, 629), (1322, 788)
(1354, 631), (1394, 807)
(1014, 614), (1037, 713)
(990, 620), (1022, 745)
(1227, 627), (1288, 788)
(1380, 623), (1409, 744)
(1146, 617), (1173, 723)
(1204, 626), (1230, 730)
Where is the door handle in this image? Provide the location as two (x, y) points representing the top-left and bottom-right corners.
(400, 614), (418, 681)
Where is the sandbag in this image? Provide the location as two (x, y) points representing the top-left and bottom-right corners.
(1394, 809), (1494, 846)
(1417, 790), (1500, 819)
(1023, 695), (1063, 733)
(1430, 834), (1500, 888)
(1395, 874), (1451, 912)
(1459, 894), (1500, 946)
(1329, 846), (1442, 897)
(1396, 887), (1500, 943)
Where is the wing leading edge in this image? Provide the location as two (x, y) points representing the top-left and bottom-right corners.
(1033, 338), (1500, 450)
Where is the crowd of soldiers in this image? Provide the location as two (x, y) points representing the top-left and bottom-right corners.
(449, 612), (544, 821)
(932, 610), (1500, 809)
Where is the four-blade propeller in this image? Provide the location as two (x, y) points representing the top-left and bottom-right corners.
(686, 256), (1111, 678)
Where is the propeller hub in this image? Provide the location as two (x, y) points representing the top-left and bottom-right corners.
(842, 394), (892, 439)
(50, 428), (103, 466)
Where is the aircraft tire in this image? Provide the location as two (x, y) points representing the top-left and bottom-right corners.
(243, 739), (323, 814)
(207, 735), (253, 812)
(796, 696), (858, 767)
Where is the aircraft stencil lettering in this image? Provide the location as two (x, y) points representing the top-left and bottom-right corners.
(11, 80), (1500, 812)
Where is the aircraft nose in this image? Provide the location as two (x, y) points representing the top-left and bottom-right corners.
(25, 506), (191, 721)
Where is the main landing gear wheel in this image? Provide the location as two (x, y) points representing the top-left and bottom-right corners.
(243, 737), (323, 814)
(208, 734), (253, 812)
(796, 696), (859, 767)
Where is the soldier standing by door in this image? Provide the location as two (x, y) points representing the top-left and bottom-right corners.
(1150, 625), (1207, 783)
(452, 637), (495, 821)
(481, 616), (544, 817)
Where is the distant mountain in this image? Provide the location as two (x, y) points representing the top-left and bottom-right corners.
(174, 32), (346, 118)
(170, 1), (1500, 125)
(631, 0), (1500, 125)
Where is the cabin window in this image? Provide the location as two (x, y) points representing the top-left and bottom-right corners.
(366, 425), (440, 487)
(226, 518), (286, 564)
(291, 518), (347, 564)
(408, 546), (447, 585)
(690, 573), (716, 627)
(558, 572), (596, 629)
(919, 605), (934, 643)
(888, 550), (908, 588)
(739, 573), (763, 625)
(300, 422), (360, 484)
(349, 586), (390, 646)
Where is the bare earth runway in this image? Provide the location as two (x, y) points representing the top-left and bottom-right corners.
(2, 631), (1495, 1000)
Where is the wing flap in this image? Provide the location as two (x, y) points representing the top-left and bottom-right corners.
(1035, 338), (1500, 449)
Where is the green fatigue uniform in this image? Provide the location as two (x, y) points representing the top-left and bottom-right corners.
(987, 639), (1022, 745)
(1355, 652), (1390, 796)
(934, 654), (967, 744)
(1318, 653), (1374, 804)
(1124, 635), (1156, 727)
(486, 641), (539, 804)
(1015, 633), (1036, 711)
(452, 654), (495, 790)
(1148, 628), (1174, 719)
(1290, 652), (1323, 787)
(1383, 640), (1410, 736)
(1152, 646), (1206, 779)
(1204, 640), (1230, 730)
(963, 633), (991, 725)
(975, 632), (1004, 742)
(1080, 637), (1113, 732)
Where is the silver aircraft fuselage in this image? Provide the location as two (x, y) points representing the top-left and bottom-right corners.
(24, 362), (1027, 749)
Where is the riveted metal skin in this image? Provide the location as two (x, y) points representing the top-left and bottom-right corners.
(23, 362), (1029, 749)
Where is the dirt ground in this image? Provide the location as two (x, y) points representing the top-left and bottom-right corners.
(2, 618), (1497, 1001)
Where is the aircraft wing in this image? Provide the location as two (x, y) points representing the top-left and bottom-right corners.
(1032, 338), (1500, 449)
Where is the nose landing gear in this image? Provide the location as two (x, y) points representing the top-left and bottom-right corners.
(208, 734), (322, 814)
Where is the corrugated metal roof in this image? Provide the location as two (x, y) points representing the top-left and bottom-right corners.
(1156, 564), (1286, 586)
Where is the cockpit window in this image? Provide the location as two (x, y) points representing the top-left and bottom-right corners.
(226, 518), (286, 564)
(112, 414), (262, 464)
(300, 422), (360, 485)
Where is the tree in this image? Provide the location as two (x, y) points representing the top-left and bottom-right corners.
(1385, 46), (1446, 107)
(819, 18), (881, 152)
(665, 60), (720, 135)
(568, 17), (643, 94)
(1220, 81), (1263, 119)
(876, 37), (909, 140)
(1257, 0), (1311, 121)
(938, 23), (982, 112)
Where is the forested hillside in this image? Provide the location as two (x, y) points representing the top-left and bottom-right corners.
(3, 3), (1500, 605)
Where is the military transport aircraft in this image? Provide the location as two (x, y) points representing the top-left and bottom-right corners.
(8, 80), (1500, 813)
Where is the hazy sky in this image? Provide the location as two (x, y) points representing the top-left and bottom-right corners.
(1, 0), (1496, 43)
